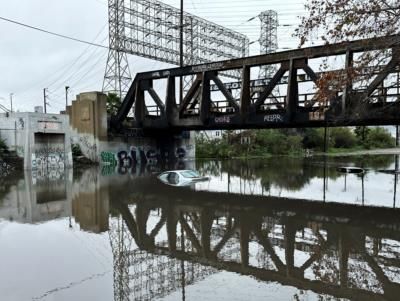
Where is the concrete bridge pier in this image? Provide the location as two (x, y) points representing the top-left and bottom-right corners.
(66, 92), (195, 172)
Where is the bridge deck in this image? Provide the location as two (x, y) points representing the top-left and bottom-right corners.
(111, 35), (400, 132)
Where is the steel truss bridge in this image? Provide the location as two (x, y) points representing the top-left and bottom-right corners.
(109, 178), (400, 301)
(111, 35), (400, 131)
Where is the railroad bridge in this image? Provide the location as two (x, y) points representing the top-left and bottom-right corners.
(111, 35), (400, 132)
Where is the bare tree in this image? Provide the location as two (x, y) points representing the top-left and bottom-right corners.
(295, 1), (400, 115)
(296, 0), (400, 46)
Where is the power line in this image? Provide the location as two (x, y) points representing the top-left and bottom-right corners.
(0, 15), (108, 49)
(46, 24), (108, 89)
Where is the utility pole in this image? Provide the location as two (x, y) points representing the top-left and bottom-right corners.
(65, 86), (70, 108)
(43, 88), (48, 113)
(9, 93), (13, 112)
(179, 0), (184, 105)
(180, 0), (183, 68)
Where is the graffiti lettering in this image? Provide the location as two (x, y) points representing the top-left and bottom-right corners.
(210, 75), (313, 92)
(16, 146), (24, 157)
(32, 146), (65, 170)
(100, 146), (190, 176)
(215, 116), (231, 124)
(17, 118), (25, 130)
(117, 150), (136, 168)
(192, 62), (224, 73)
(264, 114), (283, 123)
(79, 136), (97, 160)
(33, 168), (65, 181)
(101, 152), (117, 166)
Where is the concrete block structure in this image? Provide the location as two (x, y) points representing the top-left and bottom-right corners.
(0, 112), (73, 170)
(67, 92), (108, 162)
(67, 91), (195, 169)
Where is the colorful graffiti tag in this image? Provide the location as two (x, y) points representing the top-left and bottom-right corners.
(100, 145), (190, 175)
(101, 152), (117, 166)
(32, 147), (65, 170)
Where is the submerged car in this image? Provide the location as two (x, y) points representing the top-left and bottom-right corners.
(157, 170), (209, 186)
(337, 166), (365, 174)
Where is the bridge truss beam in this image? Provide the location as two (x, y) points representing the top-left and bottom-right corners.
(111, 35), (400, 131)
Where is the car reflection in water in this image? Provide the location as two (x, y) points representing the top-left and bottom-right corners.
(158, 170), (209, 187)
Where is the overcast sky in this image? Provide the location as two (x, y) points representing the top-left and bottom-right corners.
(0, 0), (306, 113)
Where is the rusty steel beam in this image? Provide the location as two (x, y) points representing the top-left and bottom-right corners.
(111, 35), (400, 131)
(135, 35), (400, 81)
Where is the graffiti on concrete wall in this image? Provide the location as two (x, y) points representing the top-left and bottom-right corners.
(32, 147), (65, 170)
(79, 136), (97, 160)
(100, 151), (117, 166)
(32, 168), (66, 181)
(100, 147), (143, 175)
(16, 146), (24, 157)
(101, 147), (157, 164)
(17, 118), (25, 130)
(117, 149), (139, 167)
(100, 146), (157, 175)
(100, 145), (191, 176)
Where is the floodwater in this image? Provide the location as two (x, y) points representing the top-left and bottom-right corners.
(1, 155), (400, 301)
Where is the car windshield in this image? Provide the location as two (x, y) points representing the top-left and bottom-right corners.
(180, 170), (200, 178)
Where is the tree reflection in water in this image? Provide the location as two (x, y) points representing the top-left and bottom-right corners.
(196, 155), (393, 193)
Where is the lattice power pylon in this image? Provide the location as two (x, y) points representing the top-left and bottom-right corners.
(258, 10), (278, 79)
(103, 0), (249, 99)
(109, 216), (133, 301)
(103, 0), (132, 99)
(109, 214), (217, 300)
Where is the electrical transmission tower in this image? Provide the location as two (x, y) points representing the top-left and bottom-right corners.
(103, 0), (132, 99)
(103, 0), (249, 100)
(259, 10), (278, 79)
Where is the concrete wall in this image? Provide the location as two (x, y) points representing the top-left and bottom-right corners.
(0, 112), (73, 170)
(67, 92), (196, 166)
(67, 92), (107, 162)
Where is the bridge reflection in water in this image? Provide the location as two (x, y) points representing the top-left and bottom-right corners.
(109, 177), (400, 301)
(1, 157), (400, 300)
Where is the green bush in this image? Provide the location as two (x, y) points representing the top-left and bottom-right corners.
(196, 129), (304, 159)
(195, 126), (394, 159)
(0, 138), (7, 151)
(302, 128), (330, 150)
(330, 127), (357, 148)
(107, 93), (122, 116)
(72, 144), (83, 157)
(364, 127), (395, 149)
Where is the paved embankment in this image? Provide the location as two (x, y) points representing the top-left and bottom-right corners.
(327, 148), (400, 157)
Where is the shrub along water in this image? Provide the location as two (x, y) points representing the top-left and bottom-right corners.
(0, 137), (8, 159)
(196, 127), (395, 158)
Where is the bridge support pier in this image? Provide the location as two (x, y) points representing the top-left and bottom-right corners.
(67, 92), (195, 174)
